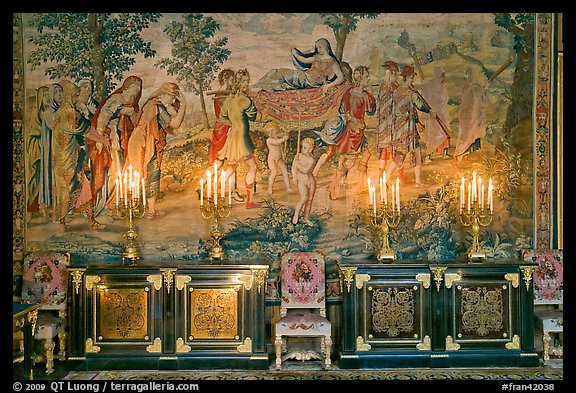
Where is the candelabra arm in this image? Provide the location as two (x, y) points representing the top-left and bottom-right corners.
(200, 197), (231, 261)
(370, 205), (400, 262)
(459, 206), (493, 261)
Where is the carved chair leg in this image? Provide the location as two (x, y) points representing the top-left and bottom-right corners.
(320, 336), (326, 353)
(324, 335), (332, 369)
(58, 332), (67, 360)
(44, 338), (55, 375)
(543, 331), (551, 363)
(275, 335), (283, 370)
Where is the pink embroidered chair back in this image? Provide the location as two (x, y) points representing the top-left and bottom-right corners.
(22, 252), (70, 310)
(521, 249), (563, 305)
(280, 252), (326, 311)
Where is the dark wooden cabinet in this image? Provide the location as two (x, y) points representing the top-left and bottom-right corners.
(68, 261), (269, 370)
(337, 260), (539, 368)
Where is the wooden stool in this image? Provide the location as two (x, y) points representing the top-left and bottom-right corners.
(535, 309), (563, 364)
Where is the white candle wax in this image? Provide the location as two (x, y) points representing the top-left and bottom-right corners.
(368, 184), (372, 208)
(124, 175), (128, 207)
(200, 178), (204, 206)
(467, 183), (471, 213)
(207, 171), (211, 200)
(115, 178), (119, 207)
(129, 165), (133, 191)
(372, 186), (376, 215)
(472, 171), (476, 203)
(141, 178), (146, 207)
(118, 172), (123, 199)
(460, 177), (464, 212)
(214, 163), (218, 199)
(221, 169), (225, 199)
(489, 178), (493, 213)
(396, 177), (400, 213)
(228, 177), (232, 206)
(383, 173), (387, 206)
(391, 184), (395, 213)
(368, 178), (372, 207)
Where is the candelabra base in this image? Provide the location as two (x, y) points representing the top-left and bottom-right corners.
(376, 252), (396, 262)
(467, 251), (486, 261)
(123, 247), (141, 266)
(209, 246), (225, 261)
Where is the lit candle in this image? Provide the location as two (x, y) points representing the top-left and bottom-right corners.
(228, 177), (232, 206)
(134, 171), (139, 200)
(368, 178), (372, 207)
(467, 183), (471, 213)
(118, 171), (123, 200)
(124, 173), (128, 207)
(391, 184), (395, 213)
(488, 178), (493, 213)
(481, 183), (485, 211)
(207, 171), (211, 200)
(396, 177), (400, 213)
(220, 169), (225, 199)
(472, 171), (477, 203)
(129, 164), (133, 189)
(372, 186), (376, 215)
(214, 163), (218, 200)
(460, 177), (464, 213)
(379, 177), (383, 203)
(141, 177), (146, 207)
(200, 178), (204, 207)
(383, 173), (387, 206)
(115, 178), (119, 207)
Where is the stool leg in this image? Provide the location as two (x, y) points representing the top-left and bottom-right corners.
(543, 332), (551, 363)
(324, 335), (332, 369)
(275, 335), (282, 370)
(58, 332), (67, 360)
(44, 339), (55, 375)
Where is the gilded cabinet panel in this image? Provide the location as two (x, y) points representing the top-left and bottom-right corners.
(97, 287), (150, 341)
(449, 276), (515, 347)
(364, 282), (425, 344)
(189, 288), (239, 340)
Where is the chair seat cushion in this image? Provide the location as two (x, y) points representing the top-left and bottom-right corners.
(276, 312), (331, 336)
(535, 309), (563, 332)
(34, 315), (66, 339)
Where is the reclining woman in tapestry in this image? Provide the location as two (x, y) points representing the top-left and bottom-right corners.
(252, 38), (353, 125)
(254, 37), (345, 93)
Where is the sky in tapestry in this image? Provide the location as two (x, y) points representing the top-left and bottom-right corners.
(22, 13), (535, 273)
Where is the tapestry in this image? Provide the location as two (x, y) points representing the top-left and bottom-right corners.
(15, 13), (558, 294)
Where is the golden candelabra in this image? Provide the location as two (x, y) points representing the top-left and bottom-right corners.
(114, 167), (146, 266)
(367, 176), (402, 262)
(200, 196), (231, 261)
(459, 202), (492, 260)
(369, 202), (401, 261)
(459, 172), (494, 261)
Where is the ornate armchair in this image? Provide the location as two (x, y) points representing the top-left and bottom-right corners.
(21, 252), (70, 374)
(274, 252), (332, 369)
(521, 248), (563, 364)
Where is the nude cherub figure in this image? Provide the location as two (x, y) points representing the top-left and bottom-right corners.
(265, 122), (292, 195)
(291, 137), (317, 226)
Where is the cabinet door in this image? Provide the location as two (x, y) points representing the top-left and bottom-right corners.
(443, 268), (520, 351)
(84, 271), (163, 355)
(358, 271), (432, 351)
(174, 270), (257, 355)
